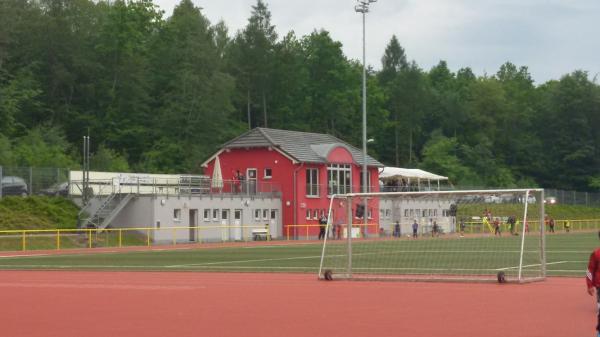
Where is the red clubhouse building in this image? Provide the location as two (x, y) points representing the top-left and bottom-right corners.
(201, 128), (384, 237)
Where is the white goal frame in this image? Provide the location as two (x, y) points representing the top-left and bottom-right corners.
(318, 189), (546, 283)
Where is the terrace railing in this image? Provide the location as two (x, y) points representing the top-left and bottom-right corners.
(69, 177), (282, 198)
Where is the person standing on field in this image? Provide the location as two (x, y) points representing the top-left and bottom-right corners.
(493, 218), (501, 236)
(412, 220), (419, 238)
(586, 231), (600, 337)
(393, 221), (401, 238)
(318, 215), (327, 240)
(507, 215), (516, 235)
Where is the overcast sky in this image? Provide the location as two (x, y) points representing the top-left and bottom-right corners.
(153, 0), (599, 84)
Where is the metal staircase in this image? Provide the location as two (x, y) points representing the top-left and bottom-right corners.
(79, 193), (133, 229)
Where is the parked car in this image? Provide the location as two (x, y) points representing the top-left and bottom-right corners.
(544, 196), (557, 205)
(484, 195), (502, 203)
(517, 195), (537, 204)
(1, 176), (29, 196)
(39, 182), (69, 197)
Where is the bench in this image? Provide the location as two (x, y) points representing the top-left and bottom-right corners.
(252, 228), (271, 241)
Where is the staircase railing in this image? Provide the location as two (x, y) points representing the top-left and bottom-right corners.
(79, 192), (117, 228)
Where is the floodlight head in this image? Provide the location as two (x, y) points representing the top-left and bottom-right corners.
(355, 5), (368, 13)
(355, 0), (376, 13)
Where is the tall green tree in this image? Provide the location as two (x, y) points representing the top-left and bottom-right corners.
(537, 71), (600, 190)
(94, 0), (162, 163)
(143, 0), (238, 172)
(228, 0), (277, 128)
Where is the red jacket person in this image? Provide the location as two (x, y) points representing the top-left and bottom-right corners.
(586, 231), (600, 336)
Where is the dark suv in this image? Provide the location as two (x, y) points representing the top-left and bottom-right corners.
(1, 176), (29, 197)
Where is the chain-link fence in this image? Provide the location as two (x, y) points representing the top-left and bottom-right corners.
(544, 189), (600, 207)
(0, 166), (69, 198)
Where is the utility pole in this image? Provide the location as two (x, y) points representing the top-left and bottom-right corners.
(355, 0), (378, 236)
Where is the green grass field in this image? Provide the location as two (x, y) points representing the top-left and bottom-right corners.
(0, 232), (594, 279)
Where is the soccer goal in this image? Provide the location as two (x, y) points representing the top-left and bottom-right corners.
(318, 189), (546, 283)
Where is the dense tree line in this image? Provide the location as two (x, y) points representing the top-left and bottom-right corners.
(0, 0), (598, 190)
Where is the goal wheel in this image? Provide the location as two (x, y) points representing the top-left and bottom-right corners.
(323, 270), (333, 281)
(497, 271), (506, 283)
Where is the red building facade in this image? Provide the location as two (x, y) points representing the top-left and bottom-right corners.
(202, 128), (383, 238)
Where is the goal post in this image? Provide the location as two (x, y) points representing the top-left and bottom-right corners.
(318, 189), (546, 283)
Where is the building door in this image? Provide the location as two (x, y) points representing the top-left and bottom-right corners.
(221, 209), (230, 241)
(270, 209), (278, 238)
(233, 209), (243, 241)
(189, 209), (198, 242)
(247, 168), (257, 194)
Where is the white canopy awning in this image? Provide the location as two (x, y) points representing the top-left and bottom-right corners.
(379, 167), (448, 181)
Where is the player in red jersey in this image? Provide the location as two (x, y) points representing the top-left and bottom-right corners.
(586, 231), (600, 337)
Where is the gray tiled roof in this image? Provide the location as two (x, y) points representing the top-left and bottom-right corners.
(222, 128), (384, 167)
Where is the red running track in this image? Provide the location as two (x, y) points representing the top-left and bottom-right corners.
(0, 271), (592, 337)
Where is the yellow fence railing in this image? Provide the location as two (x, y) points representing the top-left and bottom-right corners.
(461, 219), (600, 234)
(0, 225), (271, 252)
(2, 219), (600, 252)
(285, 223), (379, 241)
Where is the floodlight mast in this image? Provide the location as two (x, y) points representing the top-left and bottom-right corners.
(355, 0), (377, 234)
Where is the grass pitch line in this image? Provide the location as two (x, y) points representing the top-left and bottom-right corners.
(0, 282), (206, 291)
(496, 261), (569, 271)
(0, 264), (172, 269)
(166, 255), (324, 267)
(240, 242), (323, 249)
(0, 253), (51, 258)
(166, 250), (393, 268)
(168, 265), (317, 270)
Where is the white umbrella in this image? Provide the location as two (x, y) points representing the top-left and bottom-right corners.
(211, 156), (224, 189)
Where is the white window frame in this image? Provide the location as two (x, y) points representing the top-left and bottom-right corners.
(306, 168), (319, 197)
(203, 209), (210, 222)
(263, 209), (269, 220)
(306, 209), (311, 220)
(173, 209), (181, 221)
(212, 209), (220, 221)
(313, 209), (319, 220)
(385, 209), (392, 219)
(254, 209), (261, 221)
(327, 164), (351, 195)
(264, 168), (272, 179)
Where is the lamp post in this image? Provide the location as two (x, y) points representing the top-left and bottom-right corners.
(355, 0), (377, 235)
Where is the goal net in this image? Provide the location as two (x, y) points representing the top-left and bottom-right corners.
(319, 189), (546, 283)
